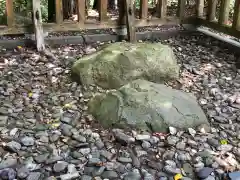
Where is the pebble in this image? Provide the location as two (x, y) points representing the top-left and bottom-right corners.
(6, 141), (21, 152)
(21, 136), (35, 146)
(53, 161), (68, 172)
(27, 172), (41, 180)
(197, 167), (214, 179)
(0, 158), (17, 169)
(17, 166), (30, 179)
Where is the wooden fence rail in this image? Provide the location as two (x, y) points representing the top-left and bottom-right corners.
(197, 0), (240, 38)
(0, 0), (192, 35)
(0, 0), (240, 39)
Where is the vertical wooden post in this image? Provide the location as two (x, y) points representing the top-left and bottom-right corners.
(55, 0), (63, 24)
(196, 0), (204, 17)
(125, 0), (136, 42)
(32, 0), (45, 51)
(6, 0), (14, 27)
(177, 0), (186, 21)
(207, 0), (218, 21)
(77, 0), (85, 24)
(99, 0), (108, 21)
(140, 0), (148, 19)
(218, 0), (231, 25)
(232, 0), (240, 30)
(157, 0), (167, 18)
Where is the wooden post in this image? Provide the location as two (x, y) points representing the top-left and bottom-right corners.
(218, 0), (231, 25)
(207, 0), (217, 21)
(177, 0), (186, 21)
(196, 0), (204, 17)
(232, 0), (240, 30)
(32, 0), (45, 51)
(6, 0), (14, 27)
(125, 0), (136, 42)
(99, 0), (108, 21)
(55, 0), (63, 24)
(77, 0), (85, 24)
(140, 0), (148, 19)
(157, 0), (167, 18)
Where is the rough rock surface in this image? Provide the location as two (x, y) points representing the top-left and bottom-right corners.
(88, 79), (209, 132)
(72, 42), (180, 89)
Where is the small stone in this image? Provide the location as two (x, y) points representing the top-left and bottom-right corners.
(79, 148), (91, 155)
(34, 153), (49, 163)
(207, 138), (220, 148)
(142, 141), (151, 149)
(176, 141), (186, 150)
(17, 166), (30, 179)
(67, 164), (77, 174)
(0, 168), (16, 180)
(188, 128), (196, 136)
(112, 129), (135, 144)
(59, 172), (80, 180)
(95, 139), (105, 149)
(21, 136), (34, 146)
(228, 171), (240, 180)
(100, 150), (113, 161)
(45, 156), (63, 164)
(6, 141), (21, 152)
(197, 124), (211, 134)
(135, 134), (150, 141)
(53, 161), (68, 173)
(169, 127), (177, 135)
(167, 136), (179, 145)
(183, 163), (194, 178)
(50, 133), (60, 142)
(118, 157), (132, 163)
(0, 158), (17, 169)
(0, 116), (8, 126)
(164, 165), (181, 174)
(102, 170), (118, 179)
(124, 169), (141, 180)
(81, 175), (92, 180)
(217, 144), (233, 152)
(72, 134), (87, 143)
(39, 135), (49, 143)
(197, 167), (214, 179)
(27, 172), (41, 180)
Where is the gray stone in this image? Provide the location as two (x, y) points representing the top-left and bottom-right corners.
(0, 116), (8, 126)
(81, 175), (92, 180)
(45, 156), (63, 164)
(72, 42), (180, 89)
(197, 167), (214, 179)
(135, 134), (150, 141)
(72, 134), (87, 143)
(0, 158), (17, 169)
(118, 157), (132, 163)
(89, 80), (209, 132)
(142, 141), (151, 149)
(124, 170), (141, 180)
(34, 153), (49, 163)
(27, 172), (41, 180)
(102, 170), (118, 179)
(112, 129), (135, 144)
(17, 166), (30, 179)
(0, 168), (16, 180)
(6, 141), (21, 152)
(100, 150), (113, 161)
(21, 136), (34, 146)
(53, 161), (68, 172)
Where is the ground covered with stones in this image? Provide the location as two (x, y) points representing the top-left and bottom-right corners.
(0, 33), (240, 180)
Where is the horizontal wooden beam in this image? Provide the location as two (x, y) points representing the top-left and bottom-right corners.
(0, 17), (195, 35)
(197, 18), (240, 39)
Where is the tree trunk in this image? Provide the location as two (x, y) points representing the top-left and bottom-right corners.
(32, 0), (45, 51)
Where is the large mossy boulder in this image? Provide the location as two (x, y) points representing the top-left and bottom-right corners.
(72, 42), (180, 89)
(88, 80), (209, 132)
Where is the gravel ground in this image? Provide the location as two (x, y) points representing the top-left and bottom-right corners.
(0, 33), (240, 180)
